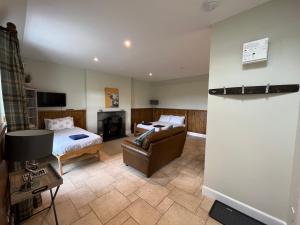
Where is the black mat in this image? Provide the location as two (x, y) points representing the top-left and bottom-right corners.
(153, 125), (165, 128)
(142, 122), (152, 125)
(209, 201), (266, 225)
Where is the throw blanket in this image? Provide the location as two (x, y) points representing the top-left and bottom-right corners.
(134, 128), (155, 146)
(69, 134), (89, 140)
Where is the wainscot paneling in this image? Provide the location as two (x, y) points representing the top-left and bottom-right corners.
(188, 110), (207, 134)
(131, 108), (207, 134)
(0, 123), (8, 225)
(152, 108), (188, 122)
(131, 108), (153, 132)
(38, 110), (86, 129)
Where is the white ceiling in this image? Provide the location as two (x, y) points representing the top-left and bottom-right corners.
(20, 0), (270, 81)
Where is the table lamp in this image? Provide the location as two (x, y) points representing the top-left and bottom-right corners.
(5, 129), (54, 191)
(149, 100), (159, 108)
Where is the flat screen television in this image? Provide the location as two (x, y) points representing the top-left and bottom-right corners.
(37, 92), (66, 107)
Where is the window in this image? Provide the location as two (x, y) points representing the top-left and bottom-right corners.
(0, 70), (5, 123)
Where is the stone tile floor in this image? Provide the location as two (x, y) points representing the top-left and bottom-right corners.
(24, 135), (221, 225)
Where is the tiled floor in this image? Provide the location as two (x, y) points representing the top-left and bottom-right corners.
(25, 135), (221, 225)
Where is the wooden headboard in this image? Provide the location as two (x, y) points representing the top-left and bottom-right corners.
(38, 110), (86, 129)
(152, 108), (188, 126)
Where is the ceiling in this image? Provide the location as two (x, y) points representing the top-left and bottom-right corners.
(6, 0), (270, 81)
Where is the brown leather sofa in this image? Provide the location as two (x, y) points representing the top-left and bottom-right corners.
(121, 127), (187, 177)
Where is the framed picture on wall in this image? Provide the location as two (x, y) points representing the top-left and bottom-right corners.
(105, 87), (119, 108)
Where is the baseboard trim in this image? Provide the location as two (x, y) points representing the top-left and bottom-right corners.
(187, 131), (206, 138)
(202, 186), (287, 225)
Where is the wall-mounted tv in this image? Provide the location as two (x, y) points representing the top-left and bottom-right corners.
(37, 92), (66, 107)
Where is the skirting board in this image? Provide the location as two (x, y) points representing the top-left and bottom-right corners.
(187, 131), (206, 138)
(202, 185), (287, 225)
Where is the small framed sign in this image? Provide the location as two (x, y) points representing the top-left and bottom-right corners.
(242, 38), (269, 64)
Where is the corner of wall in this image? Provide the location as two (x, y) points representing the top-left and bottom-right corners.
(288, 98), (300, 225)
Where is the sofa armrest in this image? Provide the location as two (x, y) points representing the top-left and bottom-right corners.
(121, 140), (149, 157)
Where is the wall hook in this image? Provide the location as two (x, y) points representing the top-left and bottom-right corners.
(265, 83), (270, 94)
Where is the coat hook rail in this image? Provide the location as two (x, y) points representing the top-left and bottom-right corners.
(209, 84), (299, 95)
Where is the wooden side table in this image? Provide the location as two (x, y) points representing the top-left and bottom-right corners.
(9, 163), (63, 225)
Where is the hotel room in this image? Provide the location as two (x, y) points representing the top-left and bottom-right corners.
(0, 0), (300, 225)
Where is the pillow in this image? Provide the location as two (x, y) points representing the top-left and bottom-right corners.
(169, 116), (185, 125)
(45, 117), (74, 130)
(134, 128), (155, 146)
(158, 115), (171, 123)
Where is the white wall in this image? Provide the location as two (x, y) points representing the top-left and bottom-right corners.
(0, 0), (27, 43)
(86, 70), (132, 134)
(289, 102), (300, 225)
(204, 0), (300, 223)
(131, 79), (152, 108)
(24, 58), (86, 110)
(131, 76), (209, 110)
(151, 75), (208, 110)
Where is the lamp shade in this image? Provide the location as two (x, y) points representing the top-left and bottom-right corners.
(5, 130), (54, 162)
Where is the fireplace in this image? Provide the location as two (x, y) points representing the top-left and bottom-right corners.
(97, 111), (126, 141)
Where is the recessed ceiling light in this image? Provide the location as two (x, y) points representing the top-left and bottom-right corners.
(124, 40), (132, 48)
(93, 57), (99, 62)
(149, 72), (153, 76)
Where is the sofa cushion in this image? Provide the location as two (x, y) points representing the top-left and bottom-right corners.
(142, 129), (173, 150)
(170, 126), (185, 136)
(134, 128), (155, 146)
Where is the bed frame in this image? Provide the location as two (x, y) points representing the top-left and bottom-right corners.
(134, 110), (188, 136)
(38, 110), (102, 175)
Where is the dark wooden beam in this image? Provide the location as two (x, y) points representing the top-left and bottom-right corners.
(209, 84), (299, 95)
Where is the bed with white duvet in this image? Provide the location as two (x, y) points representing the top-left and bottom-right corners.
(44, 116), (102, 175)
(53, 127), (102, 156)
(135, 115), (186, 134)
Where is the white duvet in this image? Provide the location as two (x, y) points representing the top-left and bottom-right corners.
(52, 127), (102, 156)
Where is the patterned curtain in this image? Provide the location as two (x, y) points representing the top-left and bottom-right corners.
(0, 25), (28, 131)
(0, 23), (41, 223)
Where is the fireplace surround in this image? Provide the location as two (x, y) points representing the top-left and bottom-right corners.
(97, 111), (126, 141)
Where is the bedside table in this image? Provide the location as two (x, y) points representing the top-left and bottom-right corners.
(9, 163), (63, 225)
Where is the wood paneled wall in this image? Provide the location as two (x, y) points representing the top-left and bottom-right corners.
(131, 108), (153, 131)
(131, 108), (207, 134)
(187, 110), (207, 134)
(0, 123), (8, 225)
(38, 110), (86, 129)
(152, 109), (188, 122)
